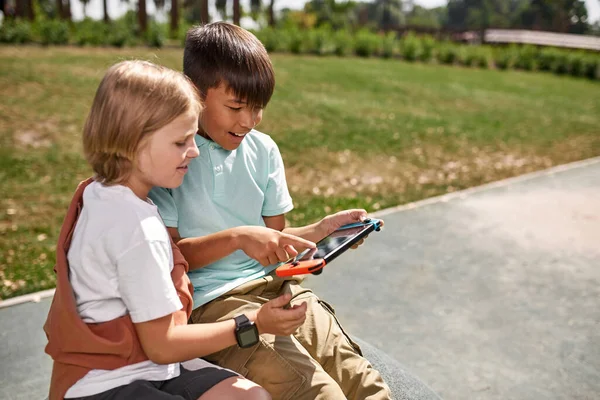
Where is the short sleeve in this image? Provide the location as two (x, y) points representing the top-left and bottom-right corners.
(116, 238), (183, 323)
(148, 187), (179, 228)
(262, 144), (294, 217)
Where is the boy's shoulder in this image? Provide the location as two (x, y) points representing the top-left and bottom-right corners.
(244, 129), (279, 152)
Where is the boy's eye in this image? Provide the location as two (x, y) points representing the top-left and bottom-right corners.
(227, 106), (243, 111)
(175, 141), (186, 147)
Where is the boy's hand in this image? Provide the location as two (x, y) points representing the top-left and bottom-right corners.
(251, 293), (307, 336)
(236, 226), (316, 266)
(319, 209), (384, 248)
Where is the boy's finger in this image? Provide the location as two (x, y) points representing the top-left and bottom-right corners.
(281, 302), (307, 319)
(284, 244), (298, 257)
(280, 233), (316, 249)
(268, 293), (292, 309)
(275, 247), (289, 262)
(349, 209), (368, 222)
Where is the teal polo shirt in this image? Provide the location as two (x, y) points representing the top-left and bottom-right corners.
(149, 130), (294, 307)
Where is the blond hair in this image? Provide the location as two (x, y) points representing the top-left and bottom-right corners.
(83, 60), (202, 185)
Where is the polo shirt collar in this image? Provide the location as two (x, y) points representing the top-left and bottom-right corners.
(195, 133), (222, 149)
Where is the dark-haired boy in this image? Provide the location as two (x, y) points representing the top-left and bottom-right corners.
(149, 22), (391, 400)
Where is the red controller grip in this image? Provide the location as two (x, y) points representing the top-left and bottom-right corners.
(275, 259), (326, 277)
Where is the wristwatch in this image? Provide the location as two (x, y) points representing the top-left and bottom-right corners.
(234, 314), (259, 348)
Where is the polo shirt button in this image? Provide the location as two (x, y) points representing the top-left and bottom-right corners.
(210, 145), (215, 150)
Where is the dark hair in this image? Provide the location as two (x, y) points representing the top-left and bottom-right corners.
(183, 22), (275, 109)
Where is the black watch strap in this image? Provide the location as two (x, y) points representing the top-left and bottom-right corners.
(234, 314), (251, 327)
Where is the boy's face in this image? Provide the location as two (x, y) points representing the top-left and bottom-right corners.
(199, 83), (263, 151)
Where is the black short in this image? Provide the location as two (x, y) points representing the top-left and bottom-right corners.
(69, 366), (238, 399)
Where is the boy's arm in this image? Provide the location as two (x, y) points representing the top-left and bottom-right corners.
(168, 227), (250, 269)
(264, 214), (328, 243)
(169, 226), (315, 269)
(265, 209), (374, 243)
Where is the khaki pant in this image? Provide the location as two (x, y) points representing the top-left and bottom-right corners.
(190, 273), (392, 400)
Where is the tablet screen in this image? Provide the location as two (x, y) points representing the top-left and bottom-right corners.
(295, 224), (371, 261)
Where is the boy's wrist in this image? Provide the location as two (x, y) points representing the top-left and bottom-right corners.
(247, 309), (263, 334)
(317, 216), (333, 239)
(230, 226), (246, 250)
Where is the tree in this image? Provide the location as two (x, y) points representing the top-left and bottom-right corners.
(268, 0), (276, 26)
(170, 0), (179, 35)
(199, 0), (209, 23)
(304, 0), (358, 29)
(15, 0), (35, 19)
(356, 0), (404, 30)
(518, 0), (589, 33)
(139, 0), (148, 33)
(406, 5), (447, 28)
(53, 0), (71, 19)
(215, 0), (227, 19)
(250, 0), (261, 23)
(233, 0), (240, 25)
(80, 0), (90, 18)
(102, 0), (110, 22)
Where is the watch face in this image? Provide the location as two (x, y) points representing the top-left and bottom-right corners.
(237, 325), (259, 348)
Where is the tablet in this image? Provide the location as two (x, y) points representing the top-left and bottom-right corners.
(275, 218), (382, 277)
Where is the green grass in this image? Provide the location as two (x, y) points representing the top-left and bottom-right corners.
(1, 46), (599, 299)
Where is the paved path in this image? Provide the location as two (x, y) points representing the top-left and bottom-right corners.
(1, 158), (598, 400)
(305, 158), (600, 400)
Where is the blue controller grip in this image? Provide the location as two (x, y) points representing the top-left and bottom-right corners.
(338, 218), (382, 231)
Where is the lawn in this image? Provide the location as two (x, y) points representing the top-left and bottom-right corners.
(0, 46), (599, 299)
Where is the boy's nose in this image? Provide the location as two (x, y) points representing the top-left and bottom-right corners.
(239, 110), (255, 130)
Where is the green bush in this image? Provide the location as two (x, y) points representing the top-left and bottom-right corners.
(109, 19), (134, 48)
(537, 48), (557, 72)
(0, 19), (33, 44)
(400, 32), (420, 62)
(333, 29), (353, 57)
(306, 27), (335, 56)
(493, 47), (517, 70)
(437, 43), (458, 65)
(146, 21), (165, 48)
(550, 51), (569, 75)
(419, 35), (435, 62)
(256, 27), (284, 53)
(37, 19), (70, 45)
(568, 52), (585, 77)
(74, 19), (110, 46)
(581, 56), (599, 80)
(381, 32), (397, 59)
(283, 28), (304, 54)
(354, 29), (380, 58)
(514, 45), (538, 71)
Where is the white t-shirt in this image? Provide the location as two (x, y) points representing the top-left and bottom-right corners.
(65, 182), (183, 398)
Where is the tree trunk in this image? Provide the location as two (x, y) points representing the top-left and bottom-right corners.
(233, 0), (240, 25)
(199, 0), (209, 24)
(170, 0), (179, 36)
(103, 0), (110, 22)
(64, 0), (72, 20)
(139, 0), (148, 34)
(268, 0), (275, 26)
(15, 0), (24, 18)
(55, 0), (63, 18)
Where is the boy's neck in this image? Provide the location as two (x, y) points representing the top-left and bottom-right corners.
(197, 129), (212, 141)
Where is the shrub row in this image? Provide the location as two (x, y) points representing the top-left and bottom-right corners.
(254, 28), (600, 80)
(2, 20), (598, 80)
